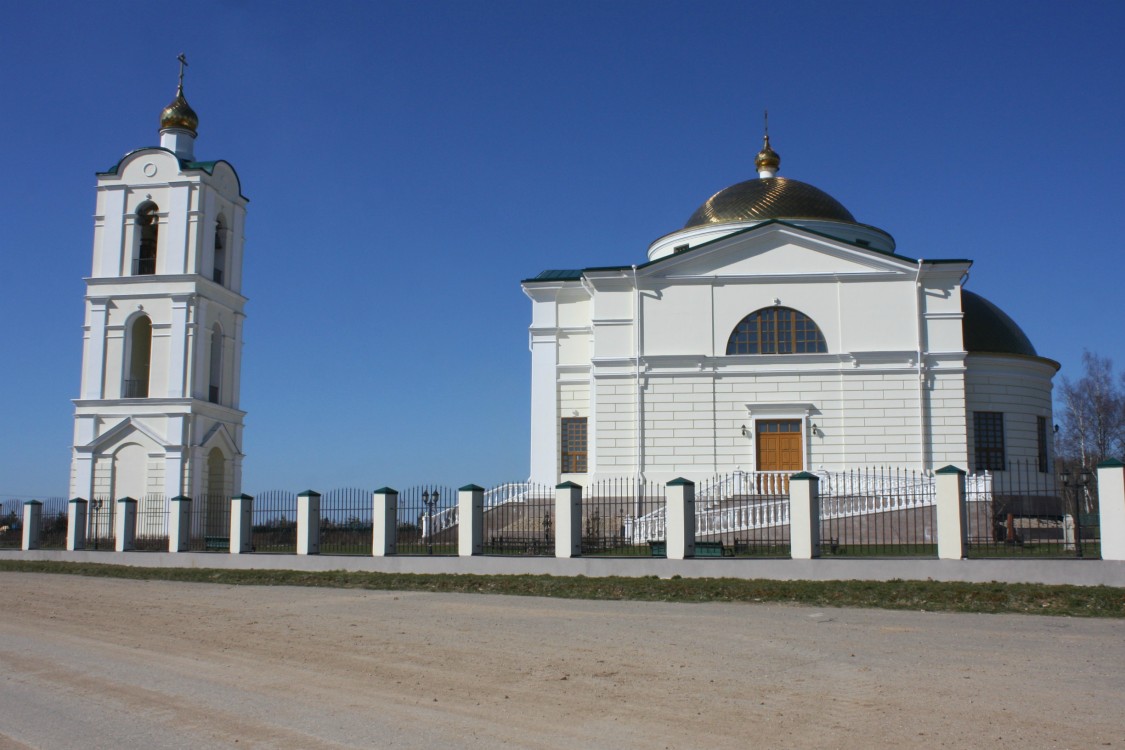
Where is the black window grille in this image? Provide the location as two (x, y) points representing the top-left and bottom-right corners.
(973, 411), (1006, 471)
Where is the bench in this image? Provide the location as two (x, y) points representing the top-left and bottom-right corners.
(695, 541), (734, 557)
(648, 540), (733, 557)
(204, 536), (230, 552)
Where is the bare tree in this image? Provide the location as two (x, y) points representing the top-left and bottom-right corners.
(1057, 351), (1125, 468)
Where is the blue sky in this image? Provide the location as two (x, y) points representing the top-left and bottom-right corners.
(1, 1), (1123, 498)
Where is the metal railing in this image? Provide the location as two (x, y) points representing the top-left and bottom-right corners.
(396, 485), (457, 555)
(122, 379), (149, 398)
(251, 490), (298, 553)
(319, 488), (373, 555)
(585, 477), (666, 556)
(695, 472), (790, 557)
(965, 460), (1100, 558)
(819, 467), (936, 556)
(482, 482), (554, 556)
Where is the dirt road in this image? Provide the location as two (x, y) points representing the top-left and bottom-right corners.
(0, 573), (1122, 749)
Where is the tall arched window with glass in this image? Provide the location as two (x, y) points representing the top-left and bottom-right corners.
(134, 202), (159, 275)
(726, 307), (827, 355)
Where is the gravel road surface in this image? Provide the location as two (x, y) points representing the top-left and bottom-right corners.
(1, 573), (1122, 749)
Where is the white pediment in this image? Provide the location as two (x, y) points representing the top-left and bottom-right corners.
(642, 224), (915, 282)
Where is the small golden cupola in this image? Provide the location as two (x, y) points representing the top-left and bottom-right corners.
(755, 112), (780, 178)
(159, 54), (198, 160)
(160, 54), (198, 135)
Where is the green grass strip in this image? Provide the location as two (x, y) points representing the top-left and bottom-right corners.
(1, 559), (1122, 617)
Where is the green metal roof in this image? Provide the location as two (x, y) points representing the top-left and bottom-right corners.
(523, 219), (969, 284)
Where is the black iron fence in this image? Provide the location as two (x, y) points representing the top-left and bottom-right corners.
(39, 498), (70, 550)
(134, 494), (170, 551)
(695, 472), (790, 557)
(86, 497), (117, 550)
(482, 482), (555, 556)
(396, 485), (457, 555)
(320, 488), (373, 555)
(965, 460), (1100, 558)
(0, 499), (24, 548)
(584, 477), (665, 556)
(187, 495), (233, 552)
(251, 490), (298, 553)
(819, 467), (936, 557)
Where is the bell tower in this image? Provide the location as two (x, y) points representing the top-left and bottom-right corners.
(70, 57), (249, 512)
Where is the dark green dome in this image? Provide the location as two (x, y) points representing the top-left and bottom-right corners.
(685, 176), (856, 229)
(962, 290), (1037, 357)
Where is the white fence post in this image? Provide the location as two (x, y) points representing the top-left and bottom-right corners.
(21, 501), (42, 551)
(1098, 459), (1125, 561)
(665, 478), (695, 560)
(297, 490), (321, 555)
(230, 494), (254, 554)
(372, 488), (398, 556)
(935, 465), (967, 560)
(555, 482), (582, 558)
(458, 484), (485, 556)
(115, 498), (137, 552)
(168, 496), (191, 552)
(788, 472), (821, 559)
(67, 498), (87, 551)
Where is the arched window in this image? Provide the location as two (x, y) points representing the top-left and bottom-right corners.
(726, 307), (827, 355)
(212, 215), (226, 285)
(135, 201), (159, 275)
(124, 315), (152, 397)
(208, 323), (222, 404)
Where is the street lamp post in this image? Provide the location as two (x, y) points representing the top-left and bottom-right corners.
(90, 498), (103, 550)
(1060, 469), (1092, 558)
(422, 490), (440, 555)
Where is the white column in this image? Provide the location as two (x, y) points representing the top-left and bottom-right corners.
(82, 299), (110, 399)
(372, 488), (398, 557)
(168, 294), (192, 399)
(935, 465), (967, 560)
(458, 485), (485, 557)
(665, 478), (695, 560)
(230, 494), (253, 554)
(21, 501), (42, 551)
(67, 498), (88, 551)
(168, 496), (192, 552)
(1098, 459), (1125, 561)
(555, 482), (582, 558)
(115, 498), (137, 552)
(297, 491), (320, 555)
(788, 472), (821, 560)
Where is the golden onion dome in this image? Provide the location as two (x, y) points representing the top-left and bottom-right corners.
(159, 84), (198, 135)
(755, 134), (780, 172)
(684, 176), (856, 228)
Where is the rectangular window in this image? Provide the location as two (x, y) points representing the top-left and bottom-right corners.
(561, 417), (587, 474)
(973, 411), (1006, 471)
(1037, 416), (1049, 473)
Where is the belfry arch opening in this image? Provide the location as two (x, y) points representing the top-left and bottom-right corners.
(208, 323), (222, 404)
(124, 315), (152, 398)
(213, 215), (226, 285)
(134, 201), (159, 275)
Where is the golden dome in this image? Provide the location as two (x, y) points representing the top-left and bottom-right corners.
(755, 134), (780, 172)
(160, 84), (198, 135)
(684, 176), (856, 228)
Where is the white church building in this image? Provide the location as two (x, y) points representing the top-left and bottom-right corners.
(523, 133), (1057, 487)
(69, 64), (248, 510)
